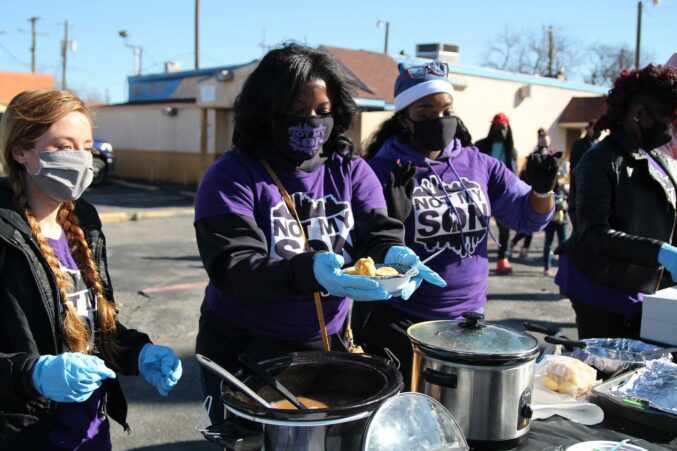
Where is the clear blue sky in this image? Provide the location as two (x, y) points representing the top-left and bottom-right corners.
(1, 0), (674, 104)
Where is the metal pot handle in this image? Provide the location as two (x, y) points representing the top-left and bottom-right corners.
(544, 335), (587, 351)
(194, 396), (264, 450)
(422, 368), (458, 389)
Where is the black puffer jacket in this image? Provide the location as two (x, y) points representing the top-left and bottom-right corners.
(562, 130), (677, 295)
(0, 180), (150, 449)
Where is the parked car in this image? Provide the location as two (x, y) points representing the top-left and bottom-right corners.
(92, 138), (115, 185)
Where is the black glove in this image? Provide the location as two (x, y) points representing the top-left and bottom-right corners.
(385, 161), (415, 223)
(525, 151), (561, 194)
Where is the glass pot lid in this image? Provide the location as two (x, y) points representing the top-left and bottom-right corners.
(407, 313), (539, 362)
(364, 392), (469, 451)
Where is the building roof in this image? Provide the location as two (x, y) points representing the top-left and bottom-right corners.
(126, 62), (255, 103)
(395, 56), (610, 95)
(321, 46), (398, 104)
(559, 96), (607, 125)
(0, 71), (55, 105)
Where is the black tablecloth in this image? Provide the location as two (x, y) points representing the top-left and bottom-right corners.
(511, 415), (677, 450)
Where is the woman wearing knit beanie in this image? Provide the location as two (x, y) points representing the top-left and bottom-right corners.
(357, 60), (557, 385)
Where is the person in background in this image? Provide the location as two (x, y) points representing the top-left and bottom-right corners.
(358, 60), (556, 385)
(0, 90), (182, 449)
(193, 44), (442, 423)
(556, 64), (677, 339)
(659, 55), (677, 160)
(570, 120), (599, 171)
(475, 112), (518, 273)
(542, 150), (569, 276)
(510, 128), (551, 261)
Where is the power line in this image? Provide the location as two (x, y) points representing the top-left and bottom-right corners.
(0, 41), (31, 67)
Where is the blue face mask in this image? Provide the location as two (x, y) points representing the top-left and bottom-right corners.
(24, 150), (94, 203)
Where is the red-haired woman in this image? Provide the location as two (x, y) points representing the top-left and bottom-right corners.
(556, 65), (677, 339)
(0, 90), (182, 449)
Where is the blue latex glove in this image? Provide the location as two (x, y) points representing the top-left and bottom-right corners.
(32, 353), (116, 403)
(658, 243), (677, 282)
(313, 252), (391, 301)
(384, 246), (447, 300)
(138, 344), (182, 396)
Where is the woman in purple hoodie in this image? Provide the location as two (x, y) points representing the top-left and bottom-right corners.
(193, 44), (444, 422)
(355, 60), (557, 384)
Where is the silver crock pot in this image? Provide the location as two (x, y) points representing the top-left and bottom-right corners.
(407, 312), (540, 450)
(216, 352), (403, 451)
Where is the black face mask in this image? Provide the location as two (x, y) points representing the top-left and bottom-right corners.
(407, 116), (458, 151)
(639, 109), (673, 150)
(272, 114), (334, 162)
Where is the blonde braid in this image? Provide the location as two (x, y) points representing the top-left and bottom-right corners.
(60, 202), (117, 352)
(9, 174), (90, 353)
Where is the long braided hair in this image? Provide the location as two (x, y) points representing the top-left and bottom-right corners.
(0, 90), (117, 354)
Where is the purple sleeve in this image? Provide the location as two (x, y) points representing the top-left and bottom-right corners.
(351, 157), (387, 213)
(194, 158), (255, 221)
(486, 155), (553, 233)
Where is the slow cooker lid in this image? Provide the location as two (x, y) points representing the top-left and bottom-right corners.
(364, 392), (468, 451)
(407, 315), (539, 358)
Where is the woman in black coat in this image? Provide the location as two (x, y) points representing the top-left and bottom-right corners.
(0, 90), (182, 449)
(556, 64), (677, 339)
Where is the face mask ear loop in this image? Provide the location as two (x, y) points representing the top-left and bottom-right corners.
(446, 159), (499, 249)
(24, 149), (42, 176)
(425, 161), (470, 258)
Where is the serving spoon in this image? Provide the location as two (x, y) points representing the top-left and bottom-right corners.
(196, 354), (272, 408)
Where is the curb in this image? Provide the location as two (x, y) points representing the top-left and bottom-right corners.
(99, 212), (130, 224)
(99, 208), (194, 224)
(109, 178), (160, 192)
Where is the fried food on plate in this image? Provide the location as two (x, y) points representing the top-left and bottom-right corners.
(344, 257), (399, 277)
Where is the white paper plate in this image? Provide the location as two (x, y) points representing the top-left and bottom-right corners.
(566, 440), (647, 451)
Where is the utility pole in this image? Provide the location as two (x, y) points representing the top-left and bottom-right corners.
(545, 26), (555, 78)
(635, 1), (642, 69)
(61, 20), (69, 90)
(194, 0), (200, 69)
(22, 16), (40, 73)
(377, 20), (390, 54)
(635, 1), (661, 69)
(258, 28), (269, 56)
(29, 16), (38, 73)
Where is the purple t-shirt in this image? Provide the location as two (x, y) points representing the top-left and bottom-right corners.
(368, 136), (552, 319)
(45, 233), (111, 451)
(195, 150), (386, 340)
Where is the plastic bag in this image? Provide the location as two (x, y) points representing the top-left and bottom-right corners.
(535, 355), (598, 399)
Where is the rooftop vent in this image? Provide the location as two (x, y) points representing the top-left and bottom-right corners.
(415, 43), (460, 65)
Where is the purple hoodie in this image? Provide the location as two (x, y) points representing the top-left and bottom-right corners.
(369, 136), (553, 319)
(195, 150), (387, 340)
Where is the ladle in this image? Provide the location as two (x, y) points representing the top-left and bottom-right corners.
(196, 354), (272, 408)
(238, 354), (308, 410)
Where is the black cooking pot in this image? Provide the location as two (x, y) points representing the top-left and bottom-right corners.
(212, 352), (403, 451)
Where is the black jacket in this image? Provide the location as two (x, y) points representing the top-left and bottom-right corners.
(0, 180), (150, 449)
(562, 130), (677, 295)
(569, 136), (595, 170)
(475, 137), (518, 173)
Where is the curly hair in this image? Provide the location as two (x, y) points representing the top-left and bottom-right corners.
(233, 42), (358, 155)
(595, 64), (677, 133)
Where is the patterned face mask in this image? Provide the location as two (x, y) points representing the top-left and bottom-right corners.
(272, 114), (334, 162)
